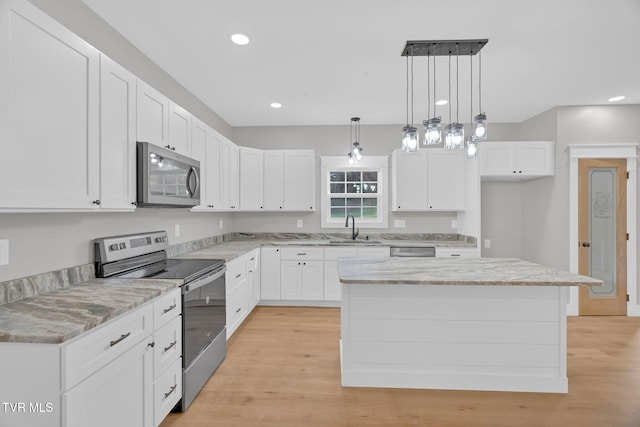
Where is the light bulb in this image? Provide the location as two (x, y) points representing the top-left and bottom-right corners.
(468, 144), (477, 157)
(151, 157), (157, 164)
(475, 125), (486, 138)
(158, 161), (164, 167)
(356, 152), (362, 161)
(348, 155), (354, 165)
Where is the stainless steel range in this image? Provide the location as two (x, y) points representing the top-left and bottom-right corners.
(94, 231), (226, 411)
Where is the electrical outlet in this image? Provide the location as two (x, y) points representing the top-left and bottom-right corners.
(174, 224), (180, 237)
(394, 219), (406, 228)
(0, 239), (8, 266)
(297, 219), (303, 228)
(484, 239), (491, 249)
(219, 219), (224, 229)
(451, 220), (458, 229)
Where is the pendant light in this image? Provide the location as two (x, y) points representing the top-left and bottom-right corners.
(473, 47), (487, 140)
(348, 117), (363, 164)
(423, 49), (441, 145)
(401, 45), (419, 152)
(466, 52), (477, 158)
(444, 45), (464, 150)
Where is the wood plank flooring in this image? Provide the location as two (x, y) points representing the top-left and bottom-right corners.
(160, 307), (640, 427)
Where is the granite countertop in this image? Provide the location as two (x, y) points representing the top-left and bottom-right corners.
(0, 278), (181, 344)
(338, 257), (603, 287)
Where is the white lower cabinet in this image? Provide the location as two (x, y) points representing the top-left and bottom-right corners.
(280, 248), (324, 300)
(246, 249), (261, 308)
(153, 357), (182, 424)
(260, 247), (281, 300)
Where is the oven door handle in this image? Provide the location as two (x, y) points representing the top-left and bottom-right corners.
(183, 266), (226, 293)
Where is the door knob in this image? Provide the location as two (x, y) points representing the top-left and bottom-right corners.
(582, 242), (591, 247)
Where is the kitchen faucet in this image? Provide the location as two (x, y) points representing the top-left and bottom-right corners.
(345, 214), (359, 240)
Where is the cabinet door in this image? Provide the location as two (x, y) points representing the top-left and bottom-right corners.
(280, 261), (301, 300)
(301, 261), (324, 300)
(137, 80), (169, 147)
(391, 150), (428, 210)
(516, 141), (554, 176)
(283, 150), (316, 211)
(260, 248), (281, 300)
(222, 140), (240, 210)
(263, 151), (284, 210)
(480, 142), (517, 176)
(190, 118), (208, 209)
(62, 337), (154, 427)
(191, 120), (222, 210)
(168, 102), (191, 155)
(324, 247), (357, 301)
(427, 150), (465, 210)
(246, 250), (261, 307)
(0, 0), (100, 209)
(99, 54), (136, 210)
(240, 147), (264, 210)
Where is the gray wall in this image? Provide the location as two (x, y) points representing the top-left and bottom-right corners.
(233, 123), (521, 234)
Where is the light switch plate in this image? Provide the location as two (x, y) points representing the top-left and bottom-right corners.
(394, 219), (406, 228)
(174, 224), (180, 237)
(0, 239), (8, 266)
(296, 219), (303, 228)
(451, 220), (458, 229)
(219, 219), (224, 229)
(484, 239), (491, 248)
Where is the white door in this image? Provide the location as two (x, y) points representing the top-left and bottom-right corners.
(168, 102), (191, 155)
(301, 261), (324, 300)
(99, 54), (136, 210)
(280, 261), (301, 300)
(263, 151), (284, 210)
(392, 150), (428, 210)
(427, 150), (465, 210)
(283, 150), (315, 211)
(0, 0), (100, 209)
(240, 147), (264, 210)
(137, 80), (169, 147)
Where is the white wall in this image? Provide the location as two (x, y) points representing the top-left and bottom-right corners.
(233, 123), (521, 234)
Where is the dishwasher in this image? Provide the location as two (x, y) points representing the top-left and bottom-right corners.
(390, 246), (436, 257)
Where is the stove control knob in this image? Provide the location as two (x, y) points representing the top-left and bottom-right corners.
(109, 244), (119, 251)
(119, 243), (126, 249)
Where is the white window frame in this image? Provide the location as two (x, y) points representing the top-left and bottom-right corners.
(320, 156), (388, 229)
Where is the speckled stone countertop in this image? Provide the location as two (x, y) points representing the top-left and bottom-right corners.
(338, 257), (603, 287)
(0, 278), (181, 344)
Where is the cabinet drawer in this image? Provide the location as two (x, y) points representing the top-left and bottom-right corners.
(154, 357), (182, 426)
(435, 247), (478, 258)
(226, 257), (247, 291)
(154, 315), (182, 379)
(324, 247), (357, 261)
(153, 288), (182, 330)
(63, 303), (154, 390)
(280, 247), (324, 261)
(226, 281), (248, 338)
(246, 249), (259, 271)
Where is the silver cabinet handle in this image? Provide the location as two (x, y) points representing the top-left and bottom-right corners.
(450, 254), (461, 257)
(163, 303), (177, 314)
(164, 384), (177, 398)
(109, 332), (131, 347)
(236, 307), (241, 313)
(297, 253), (306, 256)
(235, 273), (242, 278)
(164, 340), (177, 353)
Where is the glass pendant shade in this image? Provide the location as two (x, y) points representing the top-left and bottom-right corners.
(423, 117), (442, 145)
(473, 113), (487, 140)
(348, 152), (355, 165)
(466, 136), (477, 159)
(402, 126), (419, 152)
(352, 142), (363, 160)
(444, 123), (464, 149)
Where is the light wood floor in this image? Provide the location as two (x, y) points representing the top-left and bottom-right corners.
(161, 307), (640, 427)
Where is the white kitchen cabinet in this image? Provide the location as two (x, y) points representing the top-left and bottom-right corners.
(240, 147), (265, 210)
(263, 151), (285, 210)
(246, 249), (261, 308)
(280, 247), (324, 300)
(168, 102), (191, 156)
(99, 54), (137, 210)
(137, 79), (169, 148)
(222, 138), (240, 210)
(0, 0), (100, 210)
(260, 247), (282, 300)
(480, 141), (554, 180)
(435, 247), (479, 258)
(191, 118), (222, 210)
(226, 255), (249, 338)
(392, 149), (465, 211)
(283, 150), (316, 211)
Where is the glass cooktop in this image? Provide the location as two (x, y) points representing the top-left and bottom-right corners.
(116, 258), (225, 283)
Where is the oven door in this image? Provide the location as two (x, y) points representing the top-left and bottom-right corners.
(182, 266), (226, 369)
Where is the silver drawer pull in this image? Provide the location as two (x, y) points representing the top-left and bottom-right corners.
(235, 273), (242, 278)
(164, 384), (177, 398)
(109, 332), (131, 347)
(164, 340), (177, 353)
(450, 254), (461, 257)
(163, 303), (177, 314)
(297, 253), (307, 256)
(250, 257), (255, 261)
(235, 307), (241, 313)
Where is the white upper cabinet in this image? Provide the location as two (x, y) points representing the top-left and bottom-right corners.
(136, 79), (169, 148)
(392, 149), (466, 211)
(99, 54), (137, 210)
(283, 150), (316, 211)
(0, 0), (100, 210)
(222, 138), (240, 210)
(191, 118), (222, 210)
(480, 141), (554, 180)
(263, 151), (285, 210)
(167, 102), (191, 155)
(239, 147), (264, 210)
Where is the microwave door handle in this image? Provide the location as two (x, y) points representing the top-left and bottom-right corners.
(186, 166), (199, 197)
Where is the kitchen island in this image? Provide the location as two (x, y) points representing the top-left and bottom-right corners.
(338, 257), (602, 393)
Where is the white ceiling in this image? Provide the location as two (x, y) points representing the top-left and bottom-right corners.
(82, 0), (640, 127)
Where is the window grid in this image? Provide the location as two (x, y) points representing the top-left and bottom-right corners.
(329, 170), (379, 220)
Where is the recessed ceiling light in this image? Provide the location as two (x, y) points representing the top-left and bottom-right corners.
(230, 33), (250, 45)
(270, 102), (282, 109)
(608, 95), (625, 102)
(435, 99), (448, 106)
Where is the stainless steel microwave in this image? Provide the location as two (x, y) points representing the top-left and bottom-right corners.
(136, 141), (200, 207)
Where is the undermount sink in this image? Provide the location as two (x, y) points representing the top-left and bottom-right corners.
(275, 240), (329, 245)
(329, 239), (382, 245)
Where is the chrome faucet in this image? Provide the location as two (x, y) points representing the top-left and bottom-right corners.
(345, 214), (359, 240)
